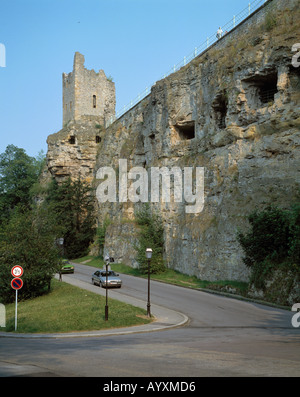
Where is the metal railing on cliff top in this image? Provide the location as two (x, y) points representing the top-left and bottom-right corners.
(106, 0), (270, 127)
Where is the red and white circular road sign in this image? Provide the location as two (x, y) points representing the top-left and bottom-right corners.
(11, 278), (23, 290)
(11, 266), (24, 278)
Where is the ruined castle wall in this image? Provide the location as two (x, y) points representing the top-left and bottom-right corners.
(47, 53), (116, 184)
(94, 0), (300, 281)
(62, 52), (116, 126)
(62, 70), (75, 126)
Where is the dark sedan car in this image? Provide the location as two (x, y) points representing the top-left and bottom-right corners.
(92, 270), (122, 288)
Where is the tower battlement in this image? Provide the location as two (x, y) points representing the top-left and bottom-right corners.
(62, 52), (116, 126)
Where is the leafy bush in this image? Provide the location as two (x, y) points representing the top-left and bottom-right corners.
(0, 207), (60, 304)
(288, 204), (300, 264)
(237, 205), (300, 290)
(237, 206), (291, 268)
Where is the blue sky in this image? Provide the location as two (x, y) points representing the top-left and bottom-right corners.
(0, 0), (252, 158)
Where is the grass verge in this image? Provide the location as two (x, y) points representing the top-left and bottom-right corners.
(3, 279), (152, 333)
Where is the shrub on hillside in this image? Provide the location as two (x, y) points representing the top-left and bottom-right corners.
(237, 205), (300, 294)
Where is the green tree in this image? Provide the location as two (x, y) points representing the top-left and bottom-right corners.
(135, 204), (165, 274)
(44, 177), (96, 259)
(237, 206), (291, 268)
(0, 145), (44, 223)
(0, 206), (61, 304)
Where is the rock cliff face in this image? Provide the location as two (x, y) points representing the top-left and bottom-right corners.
(46, 0), (300, 281)
(46, 118), (104, 184)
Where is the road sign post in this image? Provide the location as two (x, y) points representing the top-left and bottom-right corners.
(11, 268), (23, 331)
(11, 278), (23, 290)
(15, 290), (18, 331)
(11, 266), (24, 278)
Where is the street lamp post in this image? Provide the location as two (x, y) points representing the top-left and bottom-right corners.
(145, 248), (152, 318)
(58, 238), (64, 281)
(104, 254), (109, 321)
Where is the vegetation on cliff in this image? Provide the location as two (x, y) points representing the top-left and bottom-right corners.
(238, 205), (300, 305)
(135, 204), (166, 274)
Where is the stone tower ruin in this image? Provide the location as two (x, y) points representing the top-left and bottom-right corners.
(62, 52), (116, 126)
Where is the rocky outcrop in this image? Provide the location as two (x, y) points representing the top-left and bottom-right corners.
(46, 118), (104, 183)
(45, 0), (300, 282)
(94, 0), (300, 281)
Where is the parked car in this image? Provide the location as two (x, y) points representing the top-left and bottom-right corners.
(60, 259), (74, 274)
(92, 270), (122, 288)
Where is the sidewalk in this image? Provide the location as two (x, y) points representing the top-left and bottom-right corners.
(0, 276), (188, 339)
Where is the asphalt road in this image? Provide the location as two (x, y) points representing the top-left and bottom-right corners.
(0, 263), (299, 377)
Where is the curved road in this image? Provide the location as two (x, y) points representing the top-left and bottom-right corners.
(0, 263), (299, 377)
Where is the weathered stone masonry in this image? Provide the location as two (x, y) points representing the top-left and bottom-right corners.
(47, 52), (116, 184)
(45, 0), (300, 281)
(62, 52), (115, 126)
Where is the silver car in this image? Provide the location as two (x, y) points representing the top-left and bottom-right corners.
(92, 270), (122, 288)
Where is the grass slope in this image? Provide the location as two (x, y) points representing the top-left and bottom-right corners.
(4, 279), (151, 333)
